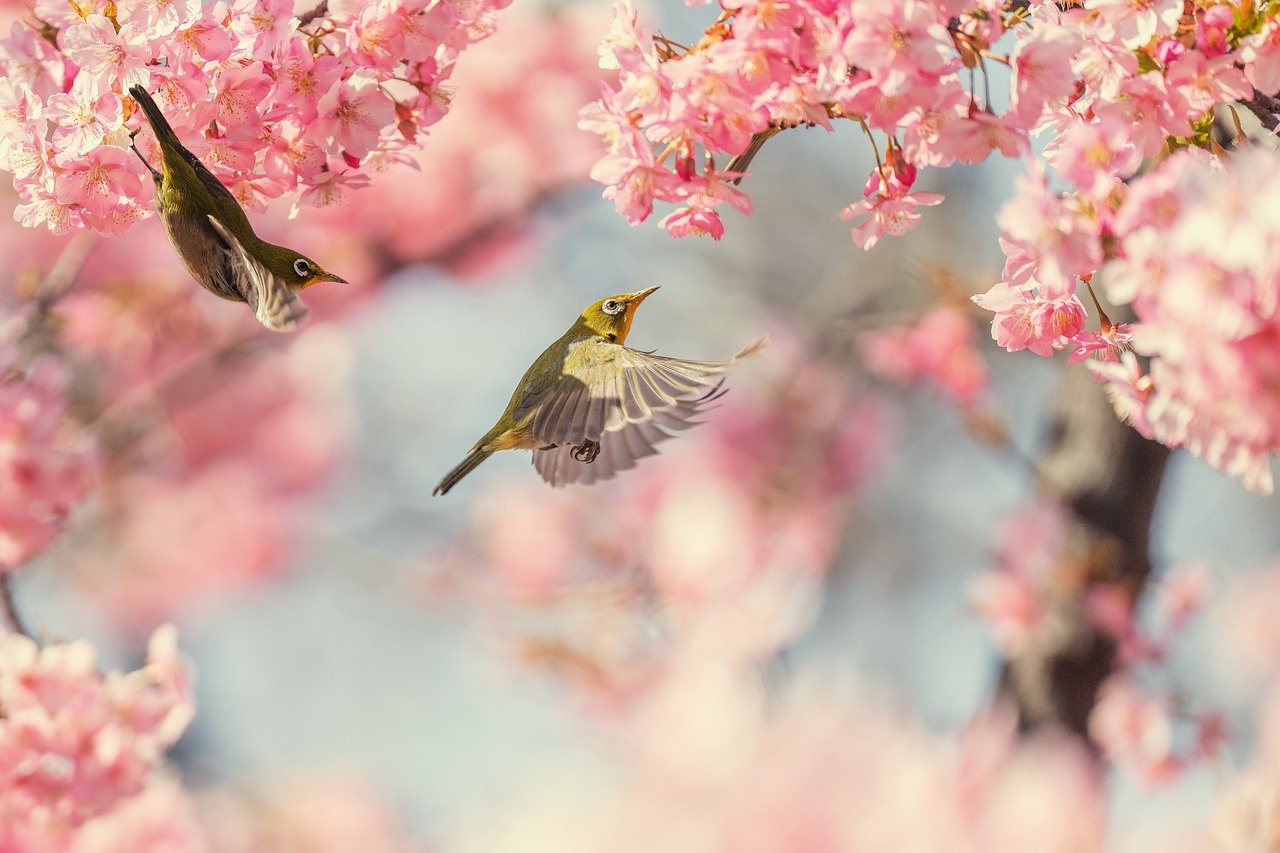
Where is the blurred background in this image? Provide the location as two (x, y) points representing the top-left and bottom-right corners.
(3, 0), (1280, 849)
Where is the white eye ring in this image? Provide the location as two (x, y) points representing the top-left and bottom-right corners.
(293, 259), (312, 277)
(603, 299), (623, 315)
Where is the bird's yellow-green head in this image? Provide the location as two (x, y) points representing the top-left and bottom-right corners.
(255, 242), (348, 290)
(577, 285), (660, 344)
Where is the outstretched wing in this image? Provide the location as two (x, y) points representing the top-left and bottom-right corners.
(529, 336), (766, 487)
(206, 216), (308, 332)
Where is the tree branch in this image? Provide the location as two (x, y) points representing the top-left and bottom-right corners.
(297, 0), (329, 27)
(0, 573), (31, 638)
(1240, 90), (1280, 132)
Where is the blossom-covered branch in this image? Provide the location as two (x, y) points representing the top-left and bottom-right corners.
(0, 0), (515, 234)
(581, 0), (1280, 492)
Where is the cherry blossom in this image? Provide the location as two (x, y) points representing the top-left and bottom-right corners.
(0, 350), (99, 570)
(0, 625), (193, 848)
(858, 306), (990, 406)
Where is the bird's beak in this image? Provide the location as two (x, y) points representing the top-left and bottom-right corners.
(309, 271), (348, 287)
(628, 285), (660, 304)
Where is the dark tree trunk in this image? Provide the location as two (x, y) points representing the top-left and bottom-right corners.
(998, 362), (1171, 737)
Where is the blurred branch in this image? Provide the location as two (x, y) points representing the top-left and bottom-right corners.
(999, 352), (1170, 739)
(0, 573), (31, 638)
(12, 233), (95, 366)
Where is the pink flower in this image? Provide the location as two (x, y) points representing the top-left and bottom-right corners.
(1067, 322), (1136, 363)
(54, 145), (145, 234)
(843, 0), (956, 88)
(1195, 4), (1234, 57)
(940, 110), (1028, 164)
(59, 15), (152, 96)
(840, 170), (943, 250)
(347, 0), (408, 71)
(1165, 50), (1252, 119)
(972, 283), (1076, 357)
(269, 35), (343, 124)
(1089, 351), (1155, 436)
(1, 20), (66, 99)
(213, 60), (271, 131)
(230, 0), (297, 60)
(46, 85), (123, 161)
(1242, 19), (1280, 94)
(0, 79), (41, 138)
(995, 168), (1102, 297)
(658, 171), (752, 239)
(1047, 114), (1144, 196)
(130, 0), (201, 38)
(1084, 0), (1182, 49)
(314, 74), (396, 160)
(1092, 73), (1192, 159)
(171, 11), (236, 62)
(591, 150), (684, 224)
(1009, 27), (1080, 125)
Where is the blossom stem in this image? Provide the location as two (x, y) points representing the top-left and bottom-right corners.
(857, 117), (886, 179)
(1083, 279), (1114, 332)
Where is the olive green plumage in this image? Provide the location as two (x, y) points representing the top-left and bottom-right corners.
(434, 286), (766, 495)
(128, 85), (346, 331)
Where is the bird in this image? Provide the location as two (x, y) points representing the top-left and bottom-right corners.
(433, 285), (765, 495)
(127, 85), (346, 331)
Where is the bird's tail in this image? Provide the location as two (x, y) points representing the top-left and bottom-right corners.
(433, 448), (494, 496)
(128, 85), (184, 151)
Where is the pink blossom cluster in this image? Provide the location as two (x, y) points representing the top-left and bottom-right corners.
(0, 625), (194, 849)
(317, 1), (608, 268)
(584, 0), (1272, 251)
(586, 0), (1280, 493)
(858, 305), (990, 406)
(0, 345), (99, 571)
(1090, 148), (1280, 493)
(581, 0), (997, 242)
(0, 0), (513, 235)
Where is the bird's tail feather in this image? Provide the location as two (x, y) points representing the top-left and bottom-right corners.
(433, 448), (493, 496)
(128, 85), (184, 151)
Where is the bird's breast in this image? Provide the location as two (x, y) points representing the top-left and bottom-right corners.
(162, 212), (244, 302)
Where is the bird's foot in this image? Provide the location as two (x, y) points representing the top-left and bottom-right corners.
(571, 440), (600, 464)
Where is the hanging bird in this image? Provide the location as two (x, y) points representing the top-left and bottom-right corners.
(433, 286), (765, 495)
(127, 85), (346, 331)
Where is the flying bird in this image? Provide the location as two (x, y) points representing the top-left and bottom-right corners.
(434, 285), (765, 495)
(128, 85), (346, 331)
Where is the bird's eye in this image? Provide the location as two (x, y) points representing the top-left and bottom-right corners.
(293, 259), (312, 278)
(602, 299), (622, 315)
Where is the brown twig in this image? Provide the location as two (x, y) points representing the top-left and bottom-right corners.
(0, 573), (31, 638)
(297, 0), (329, 27)
(1240, 90), (1280, 132)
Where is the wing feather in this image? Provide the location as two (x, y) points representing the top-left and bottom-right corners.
(206, 216), (308, 332)
(528, 336), (765, 487)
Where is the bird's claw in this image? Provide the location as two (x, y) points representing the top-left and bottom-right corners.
(571, 440), (600, 464)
